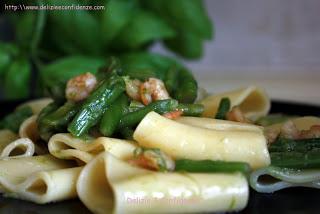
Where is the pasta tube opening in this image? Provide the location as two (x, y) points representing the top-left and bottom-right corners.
(200, 86), (270, 121)
(0, 138), (35, 159)
(25, 178), (48, 195)
(250, 166), (320, 193)
(5, 167), (82, 204)
(48, 134), (137, 164)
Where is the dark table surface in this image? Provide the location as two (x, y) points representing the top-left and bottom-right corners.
(0, 100), (319, 214)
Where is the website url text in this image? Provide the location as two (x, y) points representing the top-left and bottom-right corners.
(4, 4), (105, 11)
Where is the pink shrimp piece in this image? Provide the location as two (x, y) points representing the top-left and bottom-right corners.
(128, 155), (159, 171)
(128, 148), (175, 171)
(163, 110), (183, 120)
(280, 120), (300, 139)
(140, 78), (170, 105)
(265, 129), (281, 145)
(299, 125), (320, 139)
(226, 106), (252, 123)
(124, 78), (141, 101)
(65, 72), (97, 102)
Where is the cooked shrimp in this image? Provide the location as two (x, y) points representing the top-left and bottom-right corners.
(299, 125), (320, 139)
(268, 121), (320, 143)
(140, 78), (170, 105)
(65, 72), (97, 102)
(226, 106), (251, 123)
(128, 155), (159, 171)
(280, 120), (300, 139)
(128, 148), (175, 171)
(124, 77), (141, 101)
(265, 129), (281, 145)
(163, 110), (183, 120)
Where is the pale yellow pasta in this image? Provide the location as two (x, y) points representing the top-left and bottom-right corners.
(0, 130), (19, 153)
(266, 116), (320, 133)
(19, 115), (39, 142)
(176, 116), (263, 133)
(19, 115), (47, 155)
(77, 152), (249, 214)
(48, 133), (137, 163)
(3, 167), (82, 204)
(0, 138), (35, 159)
(0, 86), (275, 212)
(0, 155), (73, 193)
(199, 86), (270, 121)
(134, 112), (270, 169)
(17, 98), (53, 114)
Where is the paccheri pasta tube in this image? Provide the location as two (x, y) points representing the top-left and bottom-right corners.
(0, 138), (35, 159)
(199, 86), (270, 121)
(3, 166), (82, 204)
(0, 155), (73, 193)
(18, 115), (48, 155)
(250, 166), (320, 193)
(134, 112), (270, 169)
(48, 134), (137, 164)
(77, 152), (249, 214)
(176, 116), (263, 133)
(0, 115), (47, 159)
(0, 130), (37, 159)
(19, 115), (39, 143)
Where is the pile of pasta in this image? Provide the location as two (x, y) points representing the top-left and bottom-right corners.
(250, 116), (320, 193)
(1, 85), (316, 213)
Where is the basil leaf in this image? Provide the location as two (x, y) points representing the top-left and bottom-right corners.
(144, 0), (212, 40)
(0, 51), (10, 76)
(31, 0), (46, 56)
(4, 57), (31, 99)
(120, 52), (178, 80)
(40, 56), (105, 95)
(165, 31), (203, 59)
(113, 10), (175, 50)
(14, 0), (46, 54)
(42, 24), (81, 56)
(0, 42), (19, 77)
(46, 0), (102, 55)
(142, 0), (213, 59)
(14, 11), (37, 51)
(101, 0), (138, 47)
(166, 0), (212, 40)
